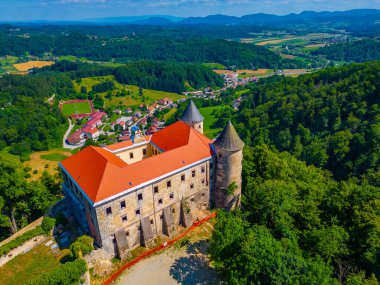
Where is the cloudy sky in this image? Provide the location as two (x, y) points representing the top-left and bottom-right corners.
(0, 0), (379, 21)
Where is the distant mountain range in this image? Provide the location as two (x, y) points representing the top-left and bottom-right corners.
(3, 9), (380, 26)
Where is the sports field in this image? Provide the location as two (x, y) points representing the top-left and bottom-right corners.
(61, 101), (92, 116)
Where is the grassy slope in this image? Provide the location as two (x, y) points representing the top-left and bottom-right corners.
(199, 105), (227, 139)
(0, 243), (70, 285)
(73, 76), (185, 108)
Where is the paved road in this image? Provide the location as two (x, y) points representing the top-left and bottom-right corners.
(62, 118), (83, 149)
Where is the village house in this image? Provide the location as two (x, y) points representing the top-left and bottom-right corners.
(60, 100), (244, 257)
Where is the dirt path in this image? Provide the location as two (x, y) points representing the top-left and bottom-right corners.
(116, 241), (221, 285)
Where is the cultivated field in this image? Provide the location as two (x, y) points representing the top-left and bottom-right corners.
(13, 61), (54, 72)
(61, 101), (92, 117)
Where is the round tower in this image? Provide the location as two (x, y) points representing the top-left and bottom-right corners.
(213, 121), (244, 210)
(180, 100), (204, 134)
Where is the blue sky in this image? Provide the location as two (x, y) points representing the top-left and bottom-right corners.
(0, 0), (379, 21)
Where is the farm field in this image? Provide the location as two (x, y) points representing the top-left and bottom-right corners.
(13, 61), (54, 72)
(199, 105), (227, 139)
(61, 101), (92, 116)
(0, 241), (70, 285)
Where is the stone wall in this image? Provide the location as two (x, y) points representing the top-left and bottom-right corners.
(94, 159), (212, 255)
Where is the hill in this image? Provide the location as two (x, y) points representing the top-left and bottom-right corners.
(312, 39), (380, 62)
(229, 61), (380, 181)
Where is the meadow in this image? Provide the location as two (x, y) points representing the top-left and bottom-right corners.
(0, 56), (18, 73)
(73, 76), (185, 108)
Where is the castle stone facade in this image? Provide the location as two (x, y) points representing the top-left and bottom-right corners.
(59, 100), (244, 257)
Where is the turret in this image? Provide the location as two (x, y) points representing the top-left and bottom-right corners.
(213, 121), (244, 210)
(180, 100), (204, 134)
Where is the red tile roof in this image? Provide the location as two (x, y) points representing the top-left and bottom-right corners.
(61, 121), (213, 204)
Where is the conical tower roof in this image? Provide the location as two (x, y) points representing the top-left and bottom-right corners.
(180, 100), (204, 125)
(214, 121), (244, 152)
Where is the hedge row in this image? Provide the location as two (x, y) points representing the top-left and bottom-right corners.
(0, 217), (55, 256)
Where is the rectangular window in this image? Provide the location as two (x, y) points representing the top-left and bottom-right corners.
(126, 231), (130, 237)
(210, 163), (213, 169)
(167, 180), (171, 188)
(150, 219), (154, 225)
(192, 170), (196, 177)
(106, 207), (112, 216)
(172, 208), (175, 213)
(129, 152), (134, 159)
(154, 186), (159, 194)
(201, 166), (205, 173)
(143, 149), (147, 155)
(138, 193), (143, 201)
(169, 193), (174, 199)
(158, 198), (163, 205)
(202, 179), (205, 184)
(181, 174), (185, 182)
(121, 215), (128, 223)
(120, 200), (126, 209)
(190, 184), (194, 189)
(135, 209), (140, 216)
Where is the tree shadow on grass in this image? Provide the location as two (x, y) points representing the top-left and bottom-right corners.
(169, 240), (221, 285)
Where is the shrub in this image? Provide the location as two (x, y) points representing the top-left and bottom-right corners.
(33, 170), (38, 174)
(28, 258), (87, 285)
(24, 173), (31, 178)
(41, 217), (56, 234)
(70, 235), (94, 259)
(24, 166), (32, 172)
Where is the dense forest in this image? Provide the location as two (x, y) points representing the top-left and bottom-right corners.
(210, 145), (380, 284)
(225, 61), (380, 181)
(0, 158), (61, 240)
(313, 40), (380, 62)
(114, 61), (224, 92)
(0, 30), (301, 69)
(0, 74), (72, 157)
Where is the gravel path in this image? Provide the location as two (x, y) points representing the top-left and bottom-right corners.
(116, 241), (221, 285)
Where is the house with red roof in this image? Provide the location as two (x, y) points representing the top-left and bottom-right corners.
(59, 100), (244, 257)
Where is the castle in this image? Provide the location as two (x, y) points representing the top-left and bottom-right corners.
(59, 100), (244, 257)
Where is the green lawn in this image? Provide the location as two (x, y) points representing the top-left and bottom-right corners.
(199, 105), (227, 139)
(0, 242), (70, 285)
(61, 101), (92, 116)
(40, 153), (69, 161)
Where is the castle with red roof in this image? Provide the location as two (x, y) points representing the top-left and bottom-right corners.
(59, 101), (244, 257)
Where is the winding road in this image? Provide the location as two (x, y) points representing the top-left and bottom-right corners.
(62, 118), (83, 149)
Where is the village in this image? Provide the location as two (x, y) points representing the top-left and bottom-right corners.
(65, 71), (258, 148)
(66, 97), (180, 147)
